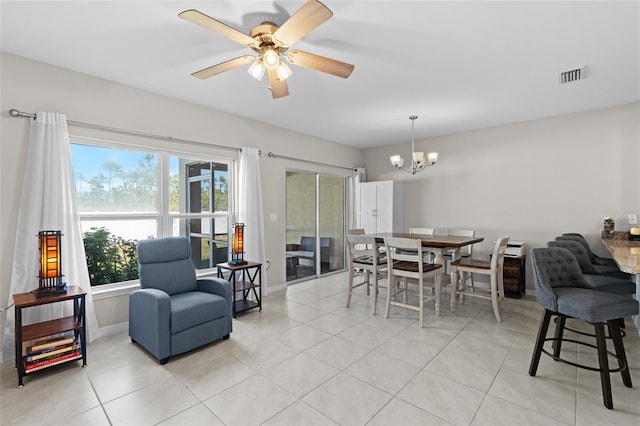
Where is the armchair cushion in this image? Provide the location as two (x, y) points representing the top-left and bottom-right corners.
(170, 291), (228, 334)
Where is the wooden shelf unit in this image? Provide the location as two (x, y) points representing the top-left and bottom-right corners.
(216, 261), (262, 317)
(13, 286), (87, 387)
(503, 256), (526, 299)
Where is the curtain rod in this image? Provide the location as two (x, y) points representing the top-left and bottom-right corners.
(8, 108), (240, 153)
(9, 109), (355, 171)
(267, 152), (354, 171)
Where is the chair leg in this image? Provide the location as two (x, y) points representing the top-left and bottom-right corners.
(371, 269), (378, 315)
(595, 322), (613, 409)
(435, 273), (442, 316)
(529, 310), (553, 376)
(608, 319), (632, 388)
(490, 273), (502, 322)
(418, 278), (424, 328)
(346, 268), (354, 308)
(384, 275), (393, 319)
(365, 270), (371, 296)
(552, 315), (567, 358)
(498, 271), (508, 314)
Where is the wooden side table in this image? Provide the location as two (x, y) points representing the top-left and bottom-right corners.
(216, 261), (262, 317)
(13, 285), (87, 387)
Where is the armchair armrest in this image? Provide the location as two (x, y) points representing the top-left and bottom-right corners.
(129, 288), (171, 361)
(198, 277), (231, 300)
(198, 277), (233, 333)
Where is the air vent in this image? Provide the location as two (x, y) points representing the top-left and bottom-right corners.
(558, 67), (585, 84)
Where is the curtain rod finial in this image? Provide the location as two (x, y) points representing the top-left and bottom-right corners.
(9, 109), (20, 117)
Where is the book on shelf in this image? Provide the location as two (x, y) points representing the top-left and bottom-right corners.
(23, 331), (74, 354)
(26, 343), (80, 362)
(24, 350), (82, 372)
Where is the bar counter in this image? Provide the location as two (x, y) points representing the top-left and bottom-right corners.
(602, 238), (640, 332)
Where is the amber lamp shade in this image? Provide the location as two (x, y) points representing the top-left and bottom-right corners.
(229, 223), (247, 265)
(37, 230), (67, 297)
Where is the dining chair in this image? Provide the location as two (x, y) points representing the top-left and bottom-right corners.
(346, 234), (387, 314)
(450, 236), (509, 322)
(529, 247), (638, 409)
(444, 228), (476, 289)
(409, 227), (436, 263)
(383, 237), (443, 327)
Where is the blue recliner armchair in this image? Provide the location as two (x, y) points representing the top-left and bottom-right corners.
(129, 237), (232, 364)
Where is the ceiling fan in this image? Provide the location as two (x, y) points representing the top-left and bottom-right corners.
(179, 0), (355, 99)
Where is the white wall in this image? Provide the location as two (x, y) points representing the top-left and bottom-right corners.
(364, 102), (640, 289)
(0, 53), (363, 349)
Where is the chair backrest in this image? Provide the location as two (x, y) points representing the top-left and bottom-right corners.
(489, 236), (510, 272)
(346, 234), (382, 269)
(548, 240), (599, 274)
(409, 227), (435, 236)
(434, 228), (449, 236)
(557, 234), (597, 264)
(347, 228), (365, 235)
(448, 229), (475, 256)
(299, 236), (315, 253)
(530, 247), (591, 312)
(384, 237), (431, 279)
(137, 237), (197, 296)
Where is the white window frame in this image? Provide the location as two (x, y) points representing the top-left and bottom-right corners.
(70, 136), (235, 297)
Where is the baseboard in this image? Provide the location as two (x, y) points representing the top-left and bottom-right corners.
(98, 322), (128, 337)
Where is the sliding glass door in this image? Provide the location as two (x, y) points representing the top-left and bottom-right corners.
(286, 171), (345, 282)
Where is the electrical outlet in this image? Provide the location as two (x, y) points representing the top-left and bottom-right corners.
(270, 213), (277, 222)
(628, 214), (638, 225)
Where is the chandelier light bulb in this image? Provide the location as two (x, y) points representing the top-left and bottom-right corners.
(276, 61), (293, 81)
(262, 47), (279, 70)
(248, 59), (265, 81)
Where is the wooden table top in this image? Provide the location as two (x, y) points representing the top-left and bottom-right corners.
(13, 285), (86, 309)
(370, 233), (484, 248)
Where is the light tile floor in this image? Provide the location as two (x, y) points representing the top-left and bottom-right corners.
(2, 272), (639, 425)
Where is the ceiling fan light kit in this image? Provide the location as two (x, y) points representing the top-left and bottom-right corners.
(178, 0), (354, 99)
(390, 116), (439, 175)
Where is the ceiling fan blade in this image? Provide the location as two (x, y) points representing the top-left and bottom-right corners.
(286, 50), (354, 78)
(267, 69), (289, 99)
(191, 56), (255, 79)
(179, 9), (257, 48)
(273, 0), (333, 47)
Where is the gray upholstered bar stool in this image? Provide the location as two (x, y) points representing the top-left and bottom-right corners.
(547, 240), (636, 296)
(561, 232), (618, 268)
(529, 247), (639, 409)
(555, 235), (629, 279)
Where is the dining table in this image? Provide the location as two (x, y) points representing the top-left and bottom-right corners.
(370, 232), (484, 313)
(601, 238), (640, 332)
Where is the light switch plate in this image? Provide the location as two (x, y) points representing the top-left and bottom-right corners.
(270, 213), (278, 222)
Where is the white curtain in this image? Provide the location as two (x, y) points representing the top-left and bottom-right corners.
(237, 147), (268, 294)
(2, 112), (100, 363)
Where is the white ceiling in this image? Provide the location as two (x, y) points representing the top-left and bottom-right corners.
(1, 1), (639, 149)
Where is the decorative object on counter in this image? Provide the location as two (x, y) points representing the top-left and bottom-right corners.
(37, 230), (67, 297)
(630, 227), (640, 241)
(229, 223), (247, 265)
(389, 116), (438, 175)
(602, 217), (615, 239)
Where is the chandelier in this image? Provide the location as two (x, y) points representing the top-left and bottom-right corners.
(389, 115), (438, 175)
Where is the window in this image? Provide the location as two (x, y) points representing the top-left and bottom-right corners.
(71, 140), (233, 287)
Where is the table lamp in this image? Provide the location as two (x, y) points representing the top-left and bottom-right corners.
(229, 223), (247, 265)
(37, 230), (67, 297)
